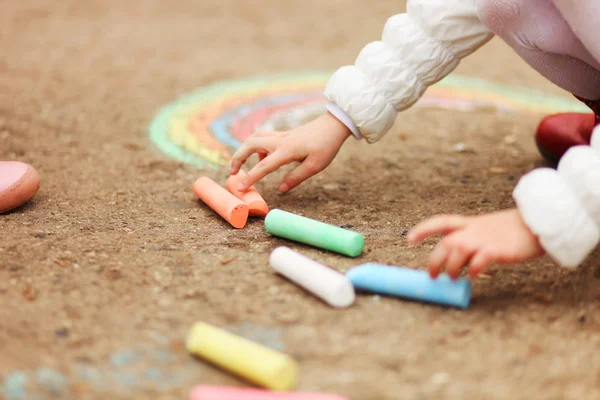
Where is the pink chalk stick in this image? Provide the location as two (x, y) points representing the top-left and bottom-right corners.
(190, 386), (349, 400)
(226, 171), (269, 217)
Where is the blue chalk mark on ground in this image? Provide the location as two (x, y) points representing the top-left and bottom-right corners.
(1, 325), (287, 398)
(2, 371), (28, 400)
(114, 372), (139, 388)
(143, 368), (162, 380)
(153, 350), (173, 363)
(78, 366), (104, 389)
(111, 350), (140, 366)
(36, 368), (68, 396)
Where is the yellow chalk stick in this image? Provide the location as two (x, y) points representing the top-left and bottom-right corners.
(186, 322), (298, 391)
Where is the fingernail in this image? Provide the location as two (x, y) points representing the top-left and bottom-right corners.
(279, 183), (289, 192)
(237, 183), (245, 191)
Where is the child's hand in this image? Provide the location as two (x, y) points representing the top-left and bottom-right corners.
(407, 209), (545, 279)
(229, 112), (352, 193)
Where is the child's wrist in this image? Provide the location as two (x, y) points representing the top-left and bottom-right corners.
(319, 111), (353, 143)
(324, 103), (362, 140)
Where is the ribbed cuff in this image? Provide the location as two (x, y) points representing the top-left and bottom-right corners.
(513, 168), (599, 268)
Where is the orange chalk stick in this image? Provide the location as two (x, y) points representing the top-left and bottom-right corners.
(226, 171), (269, 217)
(194, 177), (249, 229)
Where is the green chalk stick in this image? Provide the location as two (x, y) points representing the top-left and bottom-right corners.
(265, 209), (364, 257)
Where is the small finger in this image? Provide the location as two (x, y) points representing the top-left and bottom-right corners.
(230, 137), (277, 175)
(279, 157), (322, 192)
(428, 240), (450, 279)
(241, 151), (292, 190)
(407, 215), (469, 244)
(469, 251), (494, 278)
(445, 244), (475, 280)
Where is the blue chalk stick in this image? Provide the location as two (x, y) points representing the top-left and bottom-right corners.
(347, 264), (471, 309)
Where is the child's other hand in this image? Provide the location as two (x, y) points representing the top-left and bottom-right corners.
(229, 112), (351, 193)
(407, 209), (545, 279)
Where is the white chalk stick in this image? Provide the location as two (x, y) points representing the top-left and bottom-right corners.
(269, 247), (355, 308)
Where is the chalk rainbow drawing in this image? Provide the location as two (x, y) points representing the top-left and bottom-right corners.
(149, 71), (589, 169)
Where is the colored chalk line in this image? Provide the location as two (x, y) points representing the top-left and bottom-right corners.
(1, 324), (283, 399)
(149, 71), (589, 169)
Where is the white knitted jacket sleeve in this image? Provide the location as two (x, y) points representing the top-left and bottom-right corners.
(513, 126), (600, 268)
(324, 0), (493, 143)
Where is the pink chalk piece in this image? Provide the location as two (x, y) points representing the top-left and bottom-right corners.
(190, 386), (350, 400)
(0, 161), (40, 213)
(226, 171), (269, 217)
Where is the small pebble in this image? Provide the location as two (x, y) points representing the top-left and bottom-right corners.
(453, 143), (476, 153)
(547, 315), (560, 324)
(220, 256), (238, 265)
(453, 143), (466, 152)
(22, 285), (38, 301)
(105, 268), (121, 280)
(169, 339), (185, 353)
(453, 329), (471, 338)
(55, 327), (70, 338)
(504, 135), (517, 144)
(429, 371), (450, 386)
(273, 310), (301, 324)
(534, 293), (554, 304)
